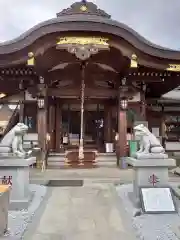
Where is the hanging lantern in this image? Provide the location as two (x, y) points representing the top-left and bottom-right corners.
(37, 97), (45, 109)
(130, 54), (138, 68)
(120, 97), (128, 110)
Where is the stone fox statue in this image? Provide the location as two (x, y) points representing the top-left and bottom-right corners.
(0, 122), (32, 158)
(134, 124), (165, 155)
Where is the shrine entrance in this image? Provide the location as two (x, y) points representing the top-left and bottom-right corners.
(1, 1), (180, 169)
(61, 103), (105, 151)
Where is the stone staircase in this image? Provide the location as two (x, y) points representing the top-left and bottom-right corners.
(47, 152), (66, 168)
(47, 152), (117, 168)
(96, 153), (117, 167)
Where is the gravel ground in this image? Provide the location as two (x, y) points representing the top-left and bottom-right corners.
(1, 184), (47, 240)
(116, 184), (180, 240)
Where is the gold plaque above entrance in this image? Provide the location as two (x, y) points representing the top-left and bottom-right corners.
(56, 37), (109, 60)
(57, 37), (109, 46)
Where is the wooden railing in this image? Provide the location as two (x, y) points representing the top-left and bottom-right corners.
(2, 102), (20, 137)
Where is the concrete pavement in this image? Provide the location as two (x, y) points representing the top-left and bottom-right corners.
(24, 183), (137, 240)
(24, 167), (180, 239)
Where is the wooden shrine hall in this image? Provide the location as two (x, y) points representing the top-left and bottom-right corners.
(0, 0), (180, 168)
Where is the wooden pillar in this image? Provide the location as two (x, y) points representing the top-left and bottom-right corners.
(55, 100), (62, 152)
(118, 110), (127, 158)
(37, 109), (47, 149)
(160, 105), (166, 148)
(37, 100), (48, 162)
(116, 92), (128, 166)
(19, 100), (24, 123)
(37, 79), (48, 163)
(140, 91), (146, 120)
(19, 92), (25, 123)
(104, 105), (112, 142)
(96, 104), (101, 151)
(48, 98), (56, 151)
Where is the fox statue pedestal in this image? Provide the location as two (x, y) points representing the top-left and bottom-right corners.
(0, 123), (37, 210)
(127, 124), (176, 207)
(127, 157), (176, 206)
(0, 157), (36, 210)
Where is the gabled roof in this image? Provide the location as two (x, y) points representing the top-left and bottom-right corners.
(0, 1), (180, 60)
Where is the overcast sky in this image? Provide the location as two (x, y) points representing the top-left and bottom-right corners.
(0, 0), (180, 50)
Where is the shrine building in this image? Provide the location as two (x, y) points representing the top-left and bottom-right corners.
(0, 1), (180, 168)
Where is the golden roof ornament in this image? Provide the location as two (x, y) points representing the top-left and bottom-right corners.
(27, 52), (35, 66)
(56, 1), (111, 18)
(130, 54), (138, 68)
(166, 64), (180, 72)
(80, 5), (87, 11)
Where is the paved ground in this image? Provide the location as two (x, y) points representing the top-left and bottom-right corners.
(25, 167), (180, 239)
(30, 167), (133, 184)
(30, 167), (180, 184)
(24, 183), (136, 240)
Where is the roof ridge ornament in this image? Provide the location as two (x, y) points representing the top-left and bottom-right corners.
(56, 1), (111, 19)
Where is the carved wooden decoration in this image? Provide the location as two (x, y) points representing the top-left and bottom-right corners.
(57, 37), (109, 60)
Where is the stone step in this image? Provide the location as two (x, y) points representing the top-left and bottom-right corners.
(98, 153), (116, 156)
(48, 155), (65, 161)
(48, 152), (65, 157)
(96, 159), (116, 163)
(96, 153), (116, 162)
(47, 152), (117, 167)
(96, 153), (116, 166)
(47, 162), (65, 167)
(47, 159), (65, 167)
(47, 152), (66, 167)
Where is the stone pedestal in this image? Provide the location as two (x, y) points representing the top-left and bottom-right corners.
(0, 157), (36, 210)
(0, 185), (10, 236)
(126, 157), (176, 206)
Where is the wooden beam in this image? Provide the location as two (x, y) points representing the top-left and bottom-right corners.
(48, 87), (117, 98)
(59, 98), (116, 105)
